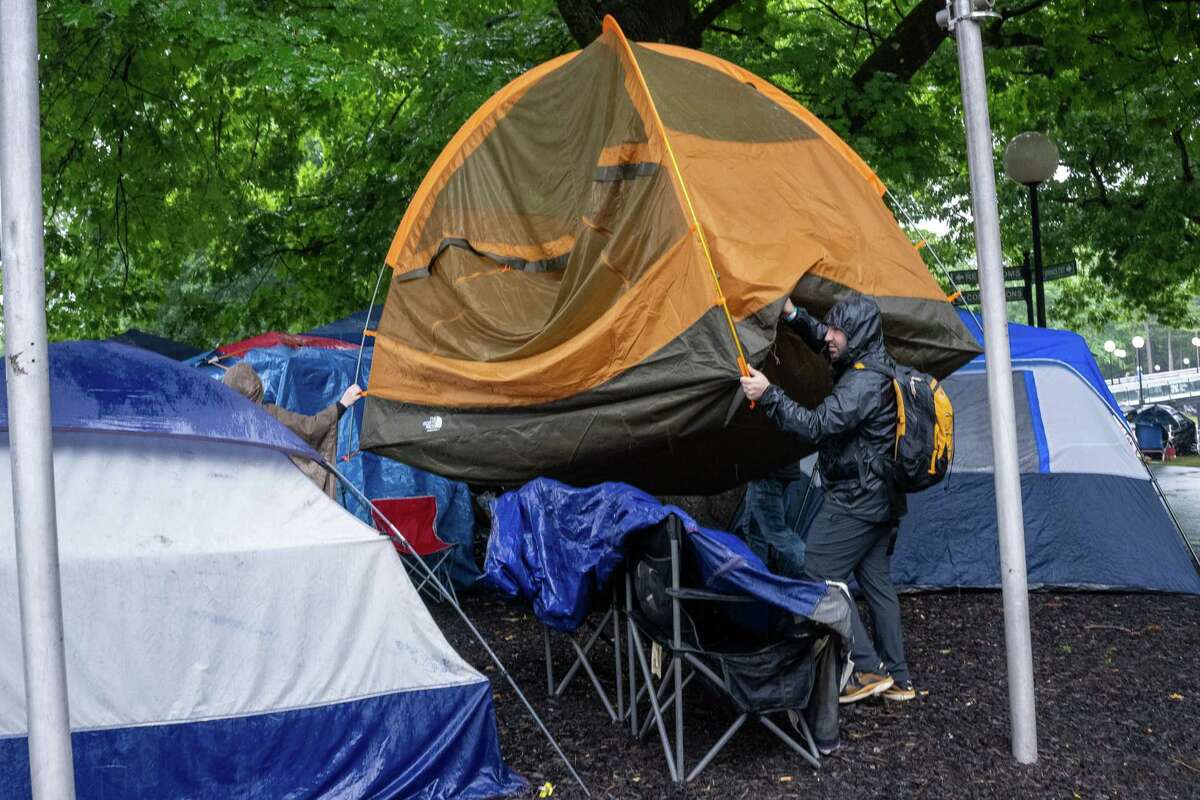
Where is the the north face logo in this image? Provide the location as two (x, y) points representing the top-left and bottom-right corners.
(422, 415), (443, 433)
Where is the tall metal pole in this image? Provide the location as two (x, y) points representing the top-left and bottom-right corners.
(0, 0), (78, 795)
(1029, 184), (1046, 328)
(940, 0), (1038, 763)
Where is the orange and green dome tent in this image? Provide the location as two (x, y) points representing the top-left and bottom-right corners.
(360, 16), (980, 493)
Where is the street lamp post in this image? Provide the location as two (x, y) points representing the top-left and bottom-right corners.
(1132, 335), (1146, 406)
(1192, 336), (1200, 373)
(1114, 348), (1127, 378)
(1003, 132), (1059, 328)
(1103, 340), (1116, 380)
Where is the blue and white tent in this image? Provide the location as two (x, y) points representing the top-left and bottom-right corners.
(893, 312), (1200, 593)
(0, 342), (524, 798)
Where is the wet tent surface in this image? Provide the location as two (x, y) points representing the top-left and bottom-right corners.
(1153, 465), (1200, 553)
(434, 591), (1199, 798)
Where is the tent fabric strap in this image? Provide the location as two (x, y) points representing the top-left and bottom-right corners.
(604, 15), (750, 380)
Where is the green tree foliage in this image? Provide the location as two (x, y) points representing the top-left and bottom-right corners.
(35, 0), (569, 344)
(22, 0), (1200, 346)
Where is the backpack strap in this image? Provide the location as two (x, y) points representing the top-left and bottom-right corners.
(853, 360), (903, 458)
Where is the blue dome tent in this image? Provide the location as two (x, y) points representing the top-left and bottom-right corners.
(0, 342), (524, 798)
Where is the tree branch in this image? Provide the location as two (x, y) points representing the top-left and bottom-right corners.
(849, 0), (945, 132)
(692, 0), (741, 37)
(1002, 0), (1054, 20)
(1172, 127), (1194, 183)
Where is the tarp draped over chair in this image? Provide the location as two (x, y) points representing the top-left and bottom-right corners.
(483, 478), (850, 640)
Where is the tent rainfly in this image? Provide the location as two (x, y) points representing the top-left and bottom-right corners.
(361, 16), (980, 494)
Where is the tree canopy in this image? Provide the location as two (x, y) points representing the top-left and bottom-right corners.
(15, 0), (1200, 348)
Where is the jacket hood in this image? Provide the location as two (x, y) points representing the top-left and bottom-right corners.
(824, 295), (887, 365)
(222, 362), (264, 404)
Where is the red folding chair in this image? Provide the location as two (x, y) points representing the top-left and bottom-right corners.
(369, 496), (457, 604)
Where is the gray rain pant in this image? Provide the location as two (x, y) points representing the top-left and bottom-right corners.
(803, 507), (909, 684)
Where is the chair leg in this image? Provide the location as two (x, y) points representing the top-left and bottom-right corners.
(543, 627), (554, 698)
(613, 587), (624, 722)
(629, 621), (680, 782)
(758, 715), (821, 770)
(569, 637), (617, 722)
(555, 609), (612, 696)
(637, 666), (676, 740)
(685, 713), (748, 783)
(640, 667), (695, 740)
(626, 571), (638, 736)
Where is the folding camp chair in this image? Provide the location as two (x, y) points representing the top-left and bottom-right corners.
(541, 582), (625, 724)
(1136, 422), (1167, 462)
(370, 496), (457, 604)
(623, 516), (838, 783)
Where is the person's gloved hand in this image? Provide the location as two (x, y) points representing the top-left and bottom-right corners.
(740, 366), (771, 402)
(339, 384), (364, 408)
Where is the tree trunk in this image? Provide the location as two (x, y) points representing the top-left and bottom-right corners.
(555, 0), (709, 48)
(848, 0), (947, 132)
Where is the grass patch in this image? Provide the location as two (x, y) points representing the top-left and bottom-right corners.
(1165, 454), (1200, 468)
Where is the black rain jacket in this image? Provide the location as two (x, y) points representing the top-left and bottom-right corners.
(759, 295), (904, 523)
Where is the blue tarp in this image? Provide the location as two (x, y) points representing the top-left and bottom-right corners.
(192, 345), (481, 589)
(956, 309), (1121, 414)
(304, 306), (383, 344)
(1, 341), (317, 460)
(484, 479), (829, 632)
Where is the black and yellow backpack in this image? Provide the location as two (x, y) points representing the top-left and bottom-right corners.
(860, 361), (954, 492)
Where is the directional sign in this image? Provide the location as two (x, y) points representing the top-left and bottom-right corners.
(960, 285), (1030, 305)
(1041, 259), (1077, 281)
(948, 266), (1025, 285)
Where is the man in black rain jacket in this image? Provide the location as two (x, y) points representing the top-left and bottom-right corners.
(741, 294), (914, 704)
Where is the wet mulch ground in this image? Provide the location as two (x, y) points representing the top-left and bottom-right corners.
(432, 591), (1200, 799)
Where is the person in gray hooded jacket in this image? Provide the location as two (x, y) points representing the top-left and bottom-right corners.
(741, 294), (914, 705)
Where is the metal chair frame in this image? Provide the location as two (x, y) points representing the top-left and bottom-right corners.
(621, 519), (823, 783)
(541, 583), (625, 723)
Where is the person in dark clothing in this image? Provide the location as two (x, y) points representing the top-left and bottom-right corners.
(741, 294), (914, 704)
(740, 460), (810, 579)
(222, 362), (362, 498)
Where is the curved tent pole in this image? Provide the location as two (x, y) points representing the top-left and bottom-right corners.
(354, 262), (389, 387)
(328, 466), (592, 797)
(602, 16), (752, 385)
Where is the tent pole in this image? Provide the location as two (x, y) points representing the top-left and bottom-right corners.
(330, 469), (592, 797)
(354, 262), (388, 387)
(0, 0), (77, 794)
(940, 0), (1038, 764)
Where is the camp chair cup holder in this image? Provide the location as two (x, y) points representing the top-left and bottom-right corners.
(621, 517), (826, 784)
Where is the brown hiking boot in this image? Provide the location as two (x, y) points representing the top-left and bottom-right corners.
(839, 671), (894, 705)
(882, 680), (916, 702)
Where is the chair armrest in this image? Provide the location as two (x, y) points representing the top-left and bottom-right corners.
(666, 588), (759, 603)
